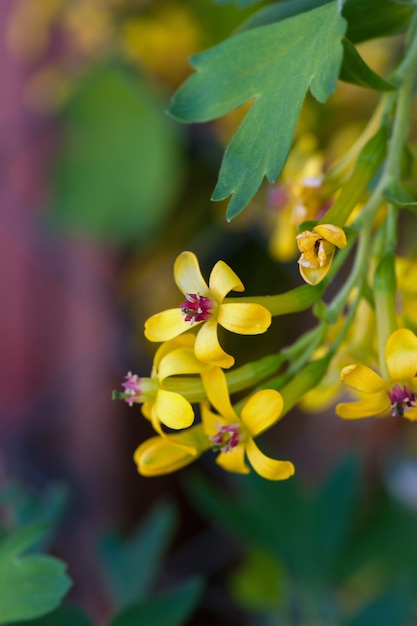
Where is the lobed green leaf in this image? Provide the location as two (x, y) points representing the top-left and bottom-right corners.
(0, 524), (71, 622)
(169, 2), (346, 220)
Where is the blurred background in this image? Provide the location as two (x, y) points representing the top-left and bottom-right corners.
(2, 1), (417, 624)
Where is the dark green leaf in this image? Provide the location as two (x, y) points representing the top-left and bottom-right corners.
(50, 64), (184, 245)
(107, 578), (204, 626)
(169, 2), (346, 220)
(184, 471), (317, 578)
(8, 604), (95, 626)
(240, 0), (332, 30)
(242, 0), (415, 42)
(322, 125), (388, 227)
(343, 0), (416, 43)
(311, 456), (360, 582)
(98, 499), (177, 608)
(340, 39), (396, 91)
(0, 524), (71, 622)
(383, 179), (417, 207)
(213, 0), (262, 7)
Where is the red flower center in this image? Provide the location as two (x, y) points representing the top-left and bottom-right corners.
(210, 423), (240, 453)
(388, 384), (417, 417)
(180, 293), (214, 325)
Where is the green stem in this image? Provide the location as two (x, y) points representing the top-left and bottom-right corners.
(224, 283), (325, 316)
(327, 222), (372, 322)
(162, 352), (286, 401)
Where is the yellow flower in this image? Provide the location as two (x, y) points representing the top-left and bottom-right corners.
(114, 335), (209, 431)
(134, 424), (210, 477)
(336, 329), (417, 421)
(144, 251), (271, 368)
(201, 368), (294, 480)
(296, 224), (347, 286)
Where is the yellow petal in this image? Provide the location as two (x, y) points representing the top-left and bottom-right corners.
(245, 438), (295, 480)
(298, 249), (334, 285)
(154, 388), (195, 429)
(144, 308), (190, 342)
(216, 444), (250, 474)
(402, 406), (417, 421)
(340, 364), (386, 393)
(201, 367), (237, 421)
(153, 334), (196, 370)
(195, 320), (235, 368)
(296, 230), (319, 253)
(314, 224), (347, 249)
(336, 393), (390, 419)
(209, 260), (244, 301)
(174, 251), (209, 295)
(385, 328), (417, 381)
(201, 403), (229, 437)
(218, 303), (271, 335)
(240, 390), (283, 436)
(158, 347), (207, 381)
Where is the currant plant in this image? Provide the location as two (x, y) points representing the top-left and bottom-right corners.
(114, 0), (417, 480)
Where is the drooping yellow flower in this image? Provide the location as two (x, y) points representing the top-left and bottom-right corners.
(336, 329), (417, 421)
(145, 251), (271, 368)
(113, 335), (209, 431)
(134, 424), (210, 477)
(201, 368), (295, 480)
(296, 224), (347, 286)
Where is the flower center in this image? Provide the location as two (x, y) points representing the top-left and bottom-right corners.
(180, 293), (214, 325)
(210, 423), (241, 453)
(388, 384), (417, 417)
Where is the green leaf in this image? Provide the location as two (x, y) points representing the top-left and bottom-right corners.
(107, 578), (204, 626)
(343, 0), (416, 43)
(0, 524), (71, 622)
(340, 39), (396, 91)
(98, 499), (177, 608)
(50, 64), (184, 245)
(8, 604), (95, 626)
(169, 1), (346, 220)
(2, 482), (68, 552)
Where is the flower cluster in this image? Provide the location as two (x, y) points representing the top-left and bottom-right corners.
(115, 251), (294, 480)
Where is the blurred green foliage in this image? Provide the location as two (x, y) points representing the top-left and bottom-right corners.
(185, 456), (417, 625)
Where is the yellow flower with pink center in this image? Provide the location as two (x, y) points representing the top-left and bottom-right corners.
(336, 329), (417, 420)
(144, 251), (271, 368)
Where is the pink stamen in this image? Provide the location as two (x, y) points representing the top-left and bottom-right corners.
(388, 384), (417, 417)
(120, 372), (142, 406)
(210, 423), (240, 453)
(180, 293), (214, 325)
